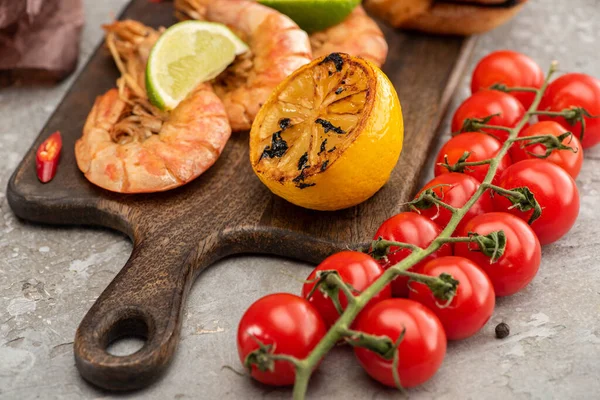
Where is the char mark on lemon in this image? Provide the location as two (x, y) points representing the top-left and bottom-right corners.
(261, 131), (289, 160)
(319, 53), (345, 72)
(319, 139), (328, 155)
(315, 118), (346, 134)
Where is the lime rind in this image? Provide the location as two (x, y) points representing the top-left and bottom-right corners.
(172, 20), (249, 56)
(146, 21), (249, 110)
(258, 0), (361, 34)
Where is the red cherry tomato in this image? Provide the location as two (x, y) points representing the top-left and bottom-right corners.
(409, 256), (495, 340)
(372, 213), (452, 297)
(454, 212), (541, 296)
(414, 173), (494, 234)
(302, 251), (391, 327)
(510, 121), (583, 179)
(434, 132), (512, 183)
(539, 73), (600, 149)
(353, 299), (446, 388)
(493, 159), (580, 245)
(471, 50), (544, 110)
(451, 90), (526, 142)
(237, 293), (327, 386)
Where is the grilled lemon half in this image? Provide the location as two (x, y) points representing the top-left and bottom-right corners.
(249, 53), (403, 211)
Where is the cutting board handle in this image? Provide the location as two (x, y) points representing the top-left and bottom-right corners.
(70, 225), (341, 391)
(73, 233), (202, 391)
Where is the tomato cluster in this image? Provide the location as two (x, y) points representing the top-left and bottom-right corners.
(237, 51), (596, 393)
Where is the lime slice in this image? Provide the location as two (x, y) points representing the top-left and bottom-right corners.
(146, 21), (249, 110)
(258, 0), (361, 34)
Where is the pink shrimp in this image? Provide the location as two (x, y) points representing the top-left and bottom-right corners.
(310, 6), (388, 67)
(75, 20), (231, 193)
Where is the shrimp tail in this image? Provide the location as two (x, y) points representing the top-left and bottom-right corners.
(103, 20), (161, 98)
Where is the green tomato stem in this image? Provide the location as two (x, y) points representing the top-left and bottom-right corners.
(484, 183), (526, 201)
(439, 158), (492, 171)
(372, 238), (422, 252)
(474, 124), (514, 132)
(489, 83), (539, 93)
(425, 194), (459, 213)
(325, 272), (358, 307)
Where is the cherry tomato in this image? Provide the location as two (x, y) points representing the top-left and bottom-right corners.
(414, 173), (494, 234)
(510, 121), (583, 179)
(408, 256), (495, 340)
(493, 159), (580, 245)
(451, 90), (526, 142)
(452, 90), (525, 142)
(434, 132), (512, 183)
(237, 293), (327, 386)
(372, 213), (452, 297)
(539, 73), (600, 149)
(471, 50), (544, 110)
(454, 212), (541, 296)
(353, 299), (446, 388)
(302, 251), (391, 327)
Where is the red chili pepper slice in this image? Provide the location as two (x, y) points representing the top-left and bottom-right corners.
(36, 131), (62, 183)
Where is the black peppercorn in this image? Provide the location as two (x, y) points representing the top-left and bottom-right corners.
(495, 322), (510, 339)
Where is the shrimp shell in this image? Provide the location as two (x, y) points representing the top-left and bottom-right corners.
(174, 0), (313, 132)
(75, 20), (231, 193)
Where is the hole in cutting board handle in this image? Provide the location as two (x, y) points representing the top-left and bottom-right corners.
(101, 311), (152, 357)
(107, 336), (147, 356)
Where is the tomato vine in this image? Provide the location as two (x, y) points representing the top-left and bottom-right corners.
(242, 61), (587, 399)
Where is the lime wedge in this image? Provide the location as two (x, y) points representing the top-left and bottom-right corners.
(146, 21), (249, 110)
(258, 0), (361, 34)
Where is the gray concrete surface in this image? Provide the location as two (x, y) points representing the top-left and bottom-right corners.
(1, 1), (600, 399)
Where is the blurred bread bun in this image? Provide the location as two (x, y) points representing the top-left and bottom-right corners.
(364, 0), (528, 35)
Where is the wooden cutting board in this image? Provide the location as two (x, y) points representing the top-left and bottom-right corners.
(6, 0), (475, 392)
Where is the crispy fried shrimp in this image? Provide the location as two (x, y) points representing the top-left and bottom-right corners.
(75, 20), (231, 193)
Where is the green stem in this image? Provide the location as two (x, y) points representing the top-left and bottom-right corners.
(271, 353), (302, 365)
(373, 238), (422, 252)
(490, 83), (539, 93)
(325, 273), (357, 307)
(531, 110), (569, 117)
(289, 61), (559, 399)
(426, 195), (459, 213)
(450, 159), (492, 168)
(338, 327), (395, 356)
(503, 87), (539, 93)
(292, 363), (311, 400)
(475, 124), (513, 132)
(437, 236), (477, 244)
(395, 270), (439, 284)
(511, 134), (557, 142)
(485, 183), (526, 201)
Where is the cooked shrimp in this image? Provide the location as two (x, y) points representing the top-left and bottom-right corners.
(75, 20), (231, 193)
(310, 6), (388, 67)
(174, 0), (313, 132)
